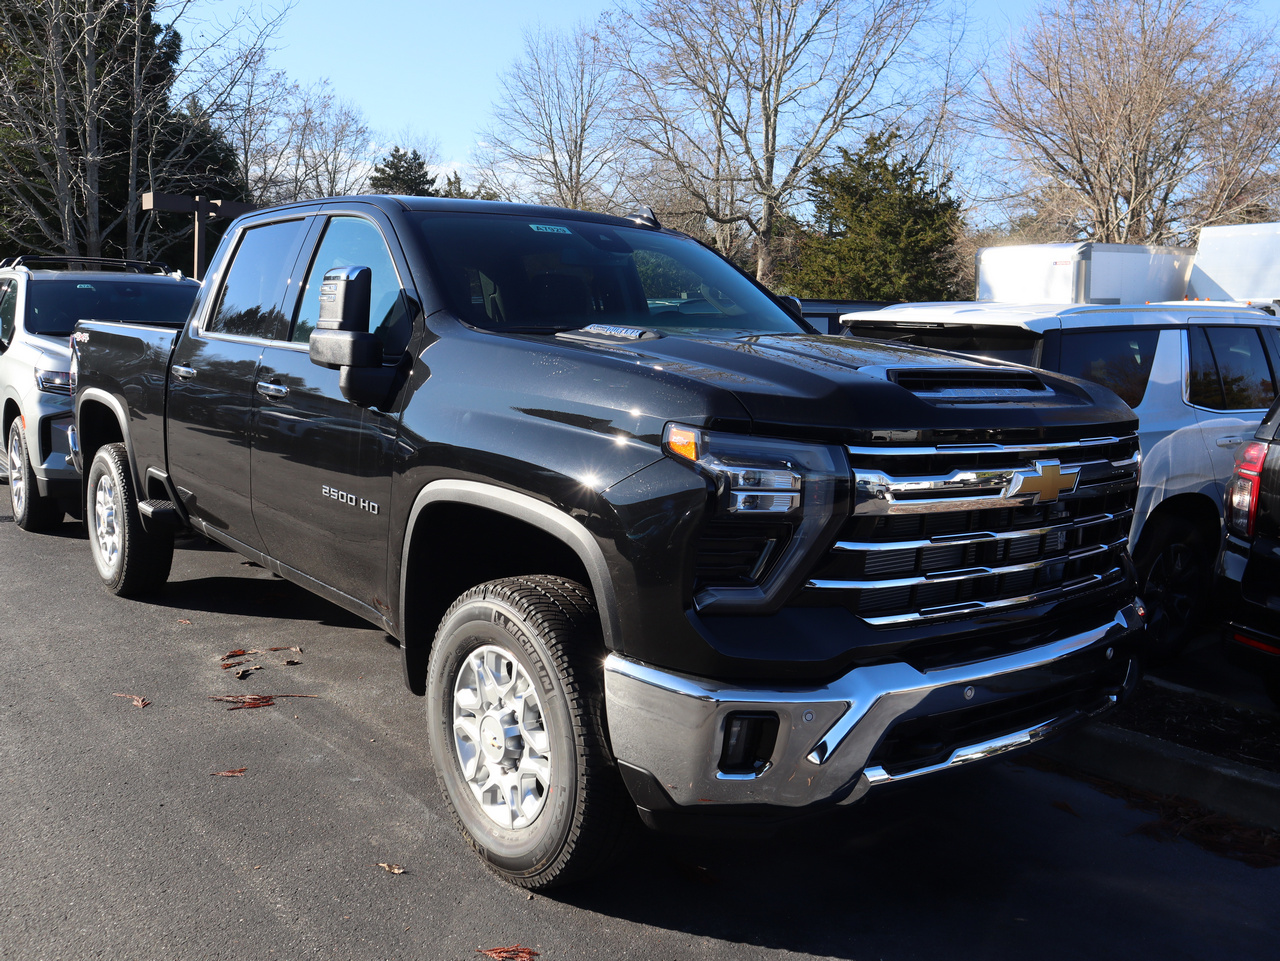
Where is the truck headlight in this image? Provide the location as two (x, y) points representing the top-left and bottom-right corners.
(664, 423), (848, 612)
(35, 368), (72, 395)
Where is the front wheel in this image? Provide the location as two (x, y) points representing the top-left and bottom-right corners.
(7, 419), (62, 531)
(426, 576), (633, 889)
(85, 443), (173, 596)
(1134, 515), (1212, 662)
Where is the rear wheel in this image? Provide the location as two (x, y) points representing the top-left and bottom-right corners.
(85, 443), (173, 596)
(7, 419), (62, 531)
(426, 576), (633, 889)
(1134, 515), (1212, 662)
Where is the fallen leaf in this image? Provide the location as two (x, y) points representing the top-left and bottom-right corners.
(177, 618), (192, 625)
(209, 694), (320, 711)
(477, 947), (539, 960)
(113, 693), (150, 709)
(235, 665), (263, 679)
(269, 646), (303, 653)
(220, 649), (260, 661)
(221, 660), (247, 670)
(283, 659), (301, 666)
(211, 767), (247, 777)
(377, 863), (405, 874)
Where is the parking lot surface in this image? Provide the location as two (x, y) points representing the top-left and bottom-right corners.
(2, 507), (1277, 960)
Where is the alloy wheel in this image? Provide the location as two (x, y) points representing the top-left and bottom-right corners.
(451, 643), (552, 830)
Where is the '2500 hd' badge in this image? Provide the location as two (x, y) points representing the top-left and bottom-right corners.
(322, 485), (379, 514)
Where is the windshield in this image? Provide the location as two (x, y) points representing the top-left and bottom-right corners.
(844, 321), (1043, 366)
(27, 279), (198, 336)
(412, 212), (805, 334)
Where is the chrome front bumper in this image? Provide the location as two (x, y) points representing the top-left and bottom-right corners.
(604, 602), (1143, 810)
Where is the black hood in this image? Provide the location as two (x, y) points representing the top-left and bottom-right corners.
(549, 327), (1137, 441)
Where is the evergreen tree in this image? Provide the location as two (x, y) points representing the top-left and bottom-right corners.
(368, 147), (437, 196)
(780, 131), (964, 302)
(436, 171), (500, 201)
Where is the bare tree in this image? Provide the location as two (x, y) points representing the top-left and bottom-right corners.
(0, 0), (285, 258)
(607, 0), (942, 283)
(981, 0), (1280, 245)
(297, 92), (371, 198)
(478, 24), (629, 212)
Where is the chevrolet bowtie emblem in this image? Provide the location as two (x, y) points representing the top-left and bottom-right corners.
(1006, 460), (1080, 503)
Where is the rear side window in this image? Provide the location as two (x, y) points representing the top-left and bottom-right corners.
(208, 219), (306, 339)
(1059, 329), (1160, 408)
(1189, 326), (1277, 411)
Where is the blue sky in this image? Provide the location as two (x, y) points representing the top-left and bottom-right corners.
(255, 0), (1031, 171)
(252, 0), (1279, 176)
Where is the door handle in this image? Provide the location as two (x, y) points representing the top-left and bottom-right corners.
(256, 381), (289, 399)
(1216, 435), (1244, 448)
(170, 365), (196, 380)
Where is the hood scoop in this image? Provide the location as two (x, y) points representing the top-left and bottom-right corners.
(556, 323), (665, 345)
(888, 367), (1049, 402)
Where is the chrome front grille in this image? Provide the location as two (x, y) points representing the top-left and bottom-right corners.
(806, 434), (1140, 625)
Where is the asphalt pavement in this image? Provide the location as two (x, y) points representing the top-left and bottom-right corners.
(2, 505), (1278, 960)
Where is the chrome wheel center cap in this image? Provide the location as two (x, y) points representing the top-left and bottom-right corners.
(479, 714), (508, 762)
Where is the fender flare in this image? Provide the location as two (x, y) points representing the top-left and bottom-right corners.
(75, 387), (137, 480)
(398, 479), (621, 651)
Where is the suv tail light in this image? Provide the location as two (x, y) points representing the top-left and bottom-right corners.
(1227, 441), (1269, 538)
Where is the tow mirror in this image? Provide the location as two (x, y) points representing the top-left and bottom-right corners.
(310, 264), (382, 373)
(307, 264), (400, 409)
(318, 265), (371, 332)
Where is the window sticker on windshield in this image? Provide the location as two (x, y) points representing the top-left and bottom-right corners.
(530, 224), (572, 234)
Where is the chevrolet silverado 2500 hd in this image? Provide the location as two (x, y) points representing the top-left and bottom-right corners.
(70, 196), (1146, 888)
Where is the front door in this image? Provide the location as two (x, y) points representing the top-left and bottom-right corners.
(251, 213), (413, 616)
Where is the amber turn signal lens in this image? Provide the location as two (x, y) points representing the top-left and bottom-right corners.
(664, 424), (701, 462)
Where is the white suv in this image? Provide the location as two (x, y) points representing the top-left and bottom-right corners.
(0, 256), (198, 529)
(841, 300), (1280, 658)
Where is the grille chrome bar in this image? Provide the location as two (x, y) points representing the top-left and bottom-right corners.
(846, 435), (1137, 458)
(809, 537), (1124, 592)
(853, 456), (1138, 516)
(833, 510), (1132, 554)
(860, 571), (1118, 626)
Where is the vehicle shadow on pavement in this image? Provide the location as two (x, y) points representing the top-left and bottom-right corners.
(551, 763), (1273, 960)
(150, 571), (372, 630)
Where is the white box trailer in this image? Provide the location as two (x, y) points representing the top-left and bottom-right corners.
(976, 242), (1193, 304)
(1187, 222), (1280, 303)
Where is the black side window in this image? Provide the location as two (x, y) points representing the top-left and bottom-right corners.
(0, 279), (15, 345)
(1188, 327), (1222, 408)
(1058, 329), (1160, 408)
(1189, 326), (1277, 410)
(292, 216), (412, 357)
(208, 219), (306, 339)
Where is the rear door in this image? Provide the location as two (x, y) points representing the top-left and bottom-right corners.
(166, 216), (311, 552)
(1187, 324), (1278, 503)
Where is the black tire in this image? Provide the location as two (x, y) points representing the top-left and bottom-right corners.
(85, 443), (173, 597)
(426, 576), (633, 889)
(6, 418), (62, 531)
(1134, 515), (1212, 662)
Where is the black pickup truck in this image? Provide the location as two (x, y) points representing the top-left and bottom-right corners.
(71, 196), (1146, 888)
